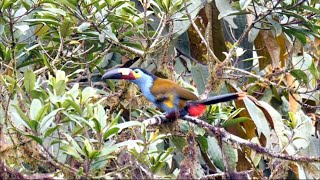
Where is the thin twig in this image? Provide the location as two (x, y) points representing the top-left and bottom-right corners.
(289, 92), (320, 110)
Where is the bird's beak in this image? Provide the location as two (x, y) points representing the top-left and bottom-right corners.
(101, 68), (135, 80)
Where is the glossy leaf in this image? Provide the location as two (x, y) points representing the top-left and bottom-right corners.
(12, 104), (33, 129)
(77, 22), (91, 32)
(103, 127), (120, 140)
(196, 136), (208, 152)
(44, 124), (61, 138)
(309, 61), (319, 79)
(26, 134), (43, 145)
(243, 98), (270, 145)
(290, 69), (309, 85)
(222, 117), (249, 128)
(40, 108), (63, 134)
(30, 99), (43, 120)
(61, 145), (83, 161)
(24, 70), (35, 95)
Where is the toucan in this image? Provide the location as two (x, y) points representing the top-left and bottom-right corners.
(102, 67), (246, 120)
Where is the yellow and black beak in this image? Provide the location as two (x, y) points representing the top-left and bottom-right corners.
(101, 68), (136, 80)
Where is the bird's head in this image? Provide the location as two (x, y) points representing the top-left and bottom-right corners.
(101, 67), (156, 86)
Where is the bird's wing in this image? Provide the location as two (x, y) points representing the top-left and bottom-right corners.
(150, 78), (199, 101)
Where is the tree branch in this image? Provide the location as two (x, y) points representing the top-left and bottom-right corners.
(143, 115), (320, 163)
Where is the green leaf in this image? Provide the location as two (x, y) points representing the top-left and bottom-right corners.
(170, 136), (187, 151)
(122, 6), (138, 17)
(14, 25), (30, 35)
(288, 112), (297, 128)
(83, 139), (93, 157)
(103, 127), (120, 140)
(109, 109), (123, 127)
(2, 0), (14, 10)
(66, 99), (82, 115)
(116, 121), (142, 131)
(30, 99), (42, 120)
(301, 5), (320, 15)
(191, 64), (209, 94)
(24, 19), (60, 26)
(0, 25), (4, 35)
(162, 0), (172, 12)
(44, 124), (61, 138)
(26, 134), (43, 145)
(290, 69), (309, 85)
(194, 125), (206, 136)
(196, 136), (208, 152)
(54, 80), (66, 96)
(56, 0), (76, 9)
(63, 112), (92, 128)
(170, 0), (183, 14)
(29, 120), (40, 131)
(81, 87), (96, 105)
(216, 0), (239, 20)
(35, 104), (50, 122)
(226, 108), (245, 120)
(30, 89), (49, 101)
(92, 118), (102, 133)
(22, 0), (31, 10)
(309, 61), (319, 79)
(60, 19), (73, 38)
(64, 133), (85, 156)
(243, 98), (270, 141)
(102, 29), (118, 43)
(160, 147), (174, 162)
(95, 104), (106, 129)
(222, 117), (249, 128)
(43, 7), (67, 16)
(112, 0), (127, 8)
(207, 136), (224, 170)
(66, 83), (80, 99)
(40, 108), (63, 134)
(34, 24), (50, 37)
(61, 145), (83, 161)
(283, 28), (307, 45)
(77, 22), (91, 32)
(56, 70), (66, 82)
(97, 146), (118, 158)
(222, 142), (237, 171)
(24, 70), (35, 94)
(12, 104), (33, 130)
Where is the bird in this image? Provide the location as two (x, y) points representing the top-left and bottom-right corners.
(102, 67), (246, 120)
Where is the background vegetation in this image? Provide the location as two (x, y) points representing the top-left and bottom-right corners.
(0, 0), (319, 179)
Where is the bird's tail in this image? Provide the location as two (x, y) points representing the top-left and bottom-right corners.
(193, 92), (247, 105)
(184, 92), (246, 117)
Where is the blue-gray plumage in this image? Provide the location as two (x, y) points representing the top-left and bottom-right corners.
(102, 67), (246, 119)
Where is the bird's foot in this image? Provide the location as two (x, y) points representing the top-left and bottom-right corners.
(164, 111), (179, 122)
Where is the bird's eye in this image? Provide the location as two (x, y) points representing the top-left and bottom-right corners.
(134, 70), (139, 74)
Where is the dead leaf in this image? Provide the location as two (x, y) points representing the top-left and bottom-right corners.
(285, 73), (300, 113)
(275, 34), (288, 67)
(261, 31), (281, 69)
(254, 32), (272, 70)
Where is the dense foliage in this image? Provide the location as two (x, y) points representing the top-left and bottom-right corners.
(0, 0), (319, 179)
